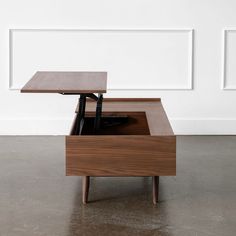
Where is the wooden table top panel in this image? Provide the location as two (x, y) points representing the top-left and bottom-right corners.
(21, 71), (107, 93)
(76, 98), (174, 136)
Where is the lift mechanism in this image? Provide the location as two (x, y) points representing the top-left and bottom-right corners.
(61, 92), (103, 135)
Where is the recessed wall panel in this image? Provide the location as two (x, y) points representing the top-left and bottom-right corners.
(9, 29), (193, 90)
(223, 30), (236, 89)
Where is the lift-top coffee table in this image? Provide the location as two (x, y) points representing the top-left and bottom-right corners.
(21, 71), (176, 205)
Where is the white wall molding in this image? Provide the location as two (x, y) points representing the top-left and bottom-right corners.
(9, 28), (194, 91)
(1, 0), (236, 135)
(222, 29), (236, 90)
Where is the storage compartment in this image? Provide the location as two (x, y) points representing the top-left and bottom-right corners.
(71, 111), (150, 136)
(66, 99), (176, 177)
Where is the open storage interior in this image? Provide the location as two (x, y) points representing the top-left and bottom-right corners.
(71, 111), (150, 135)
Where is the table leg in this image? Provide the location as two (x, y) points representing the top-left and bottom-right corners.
(82, 176), (90, 204)
(152, 176), (159, 205)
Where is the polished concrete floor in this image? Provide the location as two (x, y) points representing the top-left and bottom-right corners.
(0, 136), (236, 236)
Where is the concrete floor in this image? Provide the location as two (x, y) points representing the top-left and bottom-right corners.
(0, 136), (236, 236)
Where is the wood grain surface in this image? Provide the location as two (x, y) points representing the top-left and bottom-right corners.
(66, 135), (176, 176)
(66, 98), (176, 177)
(21, 71), (107, 93)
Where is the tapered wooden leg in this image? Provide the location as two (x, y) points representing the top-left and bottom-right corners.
(152, 176), (159, 205)
(82, 176), (90, 204)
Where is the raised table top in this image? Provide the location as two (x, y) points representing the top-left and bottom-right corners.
(21, 71), (107, 94)
(76, 98), (174, 136)
(21, 73), (173, 136)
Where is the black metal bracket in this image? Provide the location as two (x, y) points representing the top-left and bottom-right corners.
(61, 92), (103, 135)
(75, 94), (86, 135)
(94, 94), (103, 133)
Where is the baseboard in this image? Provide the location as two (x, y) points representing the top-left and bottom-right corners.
(171, 118), (236, 135)
(0, 118), (236, 135)
(0, 118), (73, 135)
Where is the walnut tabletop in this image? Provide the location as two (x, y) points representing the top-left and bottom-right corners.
(21, 71), (107, 94)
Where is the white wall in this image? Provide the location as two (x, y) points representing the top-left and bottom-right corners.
(0, 0), (236, 135)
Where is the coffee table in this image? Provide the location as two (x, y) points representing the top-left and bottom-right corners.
(22, 71), (176, 204)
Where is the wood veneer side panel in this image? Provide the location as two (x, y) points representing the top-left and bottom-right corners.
(66, 135), (176, 176)
(146, 100), (174, 136)
(69, 113), (79, 135)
